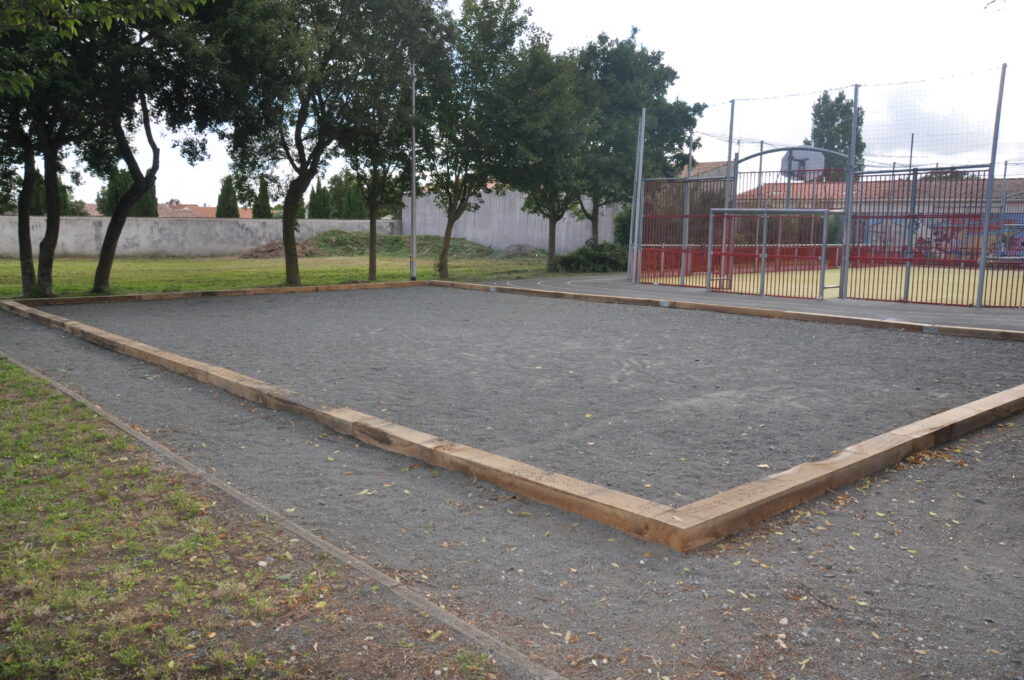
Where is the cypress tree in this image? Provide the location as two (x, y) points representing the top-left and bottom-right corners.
(252, 177), (272, 218)
(307, 178), (331, 218)
(215, 176), (240, 218)
(95, 169), (158, 217)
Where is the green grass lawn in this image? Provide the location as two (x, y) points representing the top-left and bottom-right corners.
(0, 357), (499, 679)
(0, 254), (552, 298)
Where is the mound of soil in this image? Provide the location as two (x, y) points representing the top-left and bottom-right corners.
(239, 240), (320, 259)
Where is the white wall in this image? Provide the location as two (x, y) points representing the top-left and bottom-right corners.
(401, 190), (618, 253)
(0, 217), (401, 258)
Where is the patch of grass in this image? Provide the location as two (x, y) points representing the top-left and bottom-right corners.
(0, 358), (502, 678)
(0, 254), (553, 298)
(454, 650), (497, 680)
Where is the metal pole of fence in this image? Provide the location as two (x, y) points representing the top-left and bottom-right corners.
(706, 210), (715, 292)
(840, 84), (859, 298)
(903, 169), (918, 302)
(681, 172), (691, 286)
(818, 210), (829, 300)
(758, 210), (768, 295)
(725, 100), (735, 211)
(628, 108), (647, 283)
(785, 154), (792, 209)
(976, 63), (1007, 308)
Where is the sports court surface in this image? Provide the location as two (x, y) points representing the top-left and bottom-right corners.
(30, 285), (1022, 507)
(2, 280), (1022, 679)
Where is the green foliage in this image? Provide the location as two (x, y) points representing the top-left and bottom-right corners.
(326, 171), (369, 219)
(0, 0), (208, 96)
(803, 90), (866, 171)
(95, 169), (157, 217)
(556, 238), (627, 273)
(26, 169), (86, 216)
(215, 175), (240, 218)
(309, 230), (493, 258)
(571, 30), (704, 221)
(613, 204), (631, 246)
(420, 0), (535, 278)
(307, 178), (331, 218)
(252, 177), (272, 219)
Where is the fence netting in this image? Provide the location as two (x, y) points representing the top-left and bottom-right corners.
(633, 67), (1024, 307)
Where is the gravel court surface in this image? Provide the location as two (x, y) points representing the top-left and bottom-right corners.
(48, 285), (1022, 507)
(4, 309), (1019, 680)
(2, 307), (1022, 680)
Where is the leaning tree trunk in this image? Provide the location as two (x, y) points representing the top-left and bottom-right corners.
(92, 107), (160, 294)
(281, 177), (312, 286)
(17, 142), (36, 296)
(438, 213), (458, 280)
(33, 131), (61, 298)
(547, 215), (558, 273)
(92, 178), (151, 293)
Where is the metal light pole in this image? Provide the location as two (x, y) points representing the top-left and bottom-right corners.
(409, 27), (427, 281)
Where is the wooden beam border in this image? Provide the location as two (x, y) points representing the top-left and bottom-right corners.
(3, 297), (1021, 553)
(13, 280), (429, 307)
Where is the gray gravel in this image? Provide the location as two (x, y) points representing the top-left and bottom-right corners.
(48, 286), (1022, 506)
(2, 291), (1022, 680)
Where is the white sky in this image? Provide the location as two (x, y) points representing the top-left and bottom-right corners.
(72, 0), (1023, 205)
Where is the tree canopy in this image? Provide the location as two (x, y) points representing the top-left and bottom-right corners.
(215, 175), (240, 218)
(96, 169), (157, 217)
(418, 0), (535, 279)
(571, 29), (703, 239)
(803, 90), (865, 171)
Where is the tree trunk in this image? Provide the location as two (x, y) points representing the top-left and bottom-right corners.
(92, 178), (151, 293)
(547, 215), (558, 273)
(33, 131), (61, 298)
(589, 196), (600, 242)
(17, 142), (36, 296)
(438, 213), (457, 280)
(92, 113), (159, 294)
(281, 177), (311, 286)
(368, 202), (377, 282)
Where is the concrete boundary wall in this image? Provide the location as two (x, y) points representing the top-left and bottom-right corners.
(401, 190), (618, 253)
(0, 216), (401, 258)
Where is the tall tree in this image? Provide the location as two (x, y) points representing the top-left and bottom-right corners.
(339, 15), (436, 281)
(306, 178), (331, 218)
(2, 23), (96, 297)
(73, 5), (221, 294)
(325, 171), (369, 219)
(571, 30), (703, 241)
(418, 0), (534, 280)
(0, 0), (206, 96)
(215, 175), (240, 218)
(220, 0), (440, 286)
(96, 168), (158, 217)
(251, 176), (273, 219)
(803, 90), (865, 171)
(490, 40), (587, 272)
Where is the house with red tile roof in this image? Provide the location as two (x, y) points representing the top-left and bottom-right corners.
(159, 199), (253, 219)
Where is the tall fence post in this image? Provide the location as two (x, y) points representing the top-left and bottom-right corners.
(839, 84), (859, 298)
(681, 178), (691, 285)
(903, 169), (919, 302)
(627, 108), (647, 283)
(725, 100), (735, 211)
(975, 64), (1007, 308)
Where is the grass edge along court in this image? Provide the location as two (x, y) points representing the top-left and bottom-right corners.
(0, 356), (501, 680)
